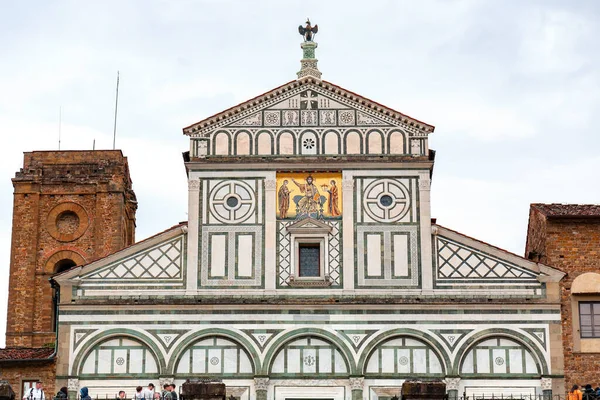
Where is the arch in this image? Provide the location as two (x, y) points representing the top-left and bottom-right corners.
(322, 130), (340, 154)
(387, 130), (406, 154)
(367, 130), (384, 154)
(71, 329), (165, 376)
(299, 130), (319, 155)
(344, 130), (363, 154)
(358, 329), (450, 376)
(174, 336), (254, 377)
(167, 328), (261, 374)
(46, 249), (86, 274)
(255, 131), (273, 155)
(213, 131), (230, 155)
(234, 130), (252, 155)
(572, 273), (600, 294)
(262, 328), (356, 375)
(277, 131), (296, 155)
(451, 329), (549, 376)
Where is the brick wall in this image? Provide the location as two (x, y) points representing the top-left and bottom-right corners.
(0, 362), (57, 399)
(525, 207), (600, 387)
(1, 150), (137, 387)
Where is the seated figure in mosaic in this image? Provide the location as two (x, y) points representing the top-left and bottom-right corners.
(292, 175), (325, 218)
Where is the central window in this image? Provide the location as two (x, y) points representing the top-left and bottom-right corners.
(298, 243), (321, 277)
(580, 302), (600, 338)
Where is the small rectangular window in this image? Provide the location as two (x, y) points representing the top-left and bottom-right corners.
(580, 302), (600, 338)
(298, 243), (320, 277)
(22, 381), (36, 399)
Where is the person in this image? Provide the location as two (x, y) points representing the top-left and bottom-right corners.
(325, 180), (341, 217)
(595, 386), (600, 398)
(292, 175), (320, 216)
(583, 385), (596, 400)
(134, 387), (144, 400)
(278, 180), (291, 219)
(55, 387), (68, 400)
(160, 385), (172, 400)
(568, 385), (582, 400)
(23, 382), (45, 400)
(117, 391), (126, 399)
(144, 384), (155, 400)
(169, 385), (177, 400)
(80, 387), (91, 400)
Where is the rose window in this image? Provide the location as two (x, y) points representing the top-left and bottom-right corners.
(363, 179), (411, 223)
(303, 138), (315, 149)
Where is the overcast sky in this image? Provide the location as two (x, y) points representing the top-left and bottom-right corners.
(0, 0), (598, 347)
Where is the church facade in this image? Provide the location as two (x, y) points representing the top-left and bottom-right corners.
(51, 33), (566, 399)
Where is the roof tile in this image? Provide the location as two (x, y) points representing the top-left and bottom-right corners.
(532, 203), (600, 218)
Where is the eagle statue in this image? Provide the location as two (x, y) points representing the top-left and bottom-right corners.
(298, 18), (318, 42)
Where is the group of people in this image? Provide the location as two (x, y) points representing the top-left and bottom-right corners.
(21, 381), (178, 400)
(569, 384), (600, 400)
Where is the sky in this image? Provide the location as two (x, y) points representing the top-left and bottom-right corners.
(0, 0), (599, 347)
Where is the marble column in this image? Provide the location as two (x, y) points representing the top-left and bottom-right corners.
(445, 377), (460, 400)
(349, 377), (364, 400)
(541, 377), (552, 400)
(254, 377), (269, 400)
(67, 378), (79, 400)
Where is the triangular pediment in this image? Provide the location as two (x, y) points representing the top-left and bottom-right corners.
(286, 217), (332, 234)
(183, 78), (434, 137)
(53, 224), (188, 290)
(433, 224), (564, 288)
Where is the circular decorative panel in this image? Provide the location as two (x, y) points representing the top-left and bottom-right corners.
(210, 357), (220, 365)
(363, 179), (411, 223)
(495, 357), (505, 366)
(398, 356), (409, 366)
(115, 357), (125, 366)
(209, 181), (256, 224)
(46, 202), (89, 242)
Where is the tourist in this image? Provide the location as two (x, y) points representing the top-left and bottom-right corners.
(568, 385), (582, 400)
(144, 384), (155, 400)
(80, 387), (91, 400)
(161, 385), (172, 400)
(583, 385), (597, 400)
(117, 391), (126, 399)
(55, 387), (68, 400)
(23, 382), (45, 400)
(134, 387), (144, 400)
(169, 385), (177, 400)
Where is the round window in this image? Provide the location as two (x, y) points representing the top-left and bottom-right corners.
(226, 196), (239, 208)
(379, 194), (394, 207)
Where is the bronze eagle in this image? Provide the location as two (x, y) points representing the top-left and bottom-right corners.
(298, 19), (318, 42)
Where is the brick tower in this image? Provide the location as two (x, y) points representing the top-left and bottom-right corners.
(525, 204), (600, 388)
(0, 150), (137, 395)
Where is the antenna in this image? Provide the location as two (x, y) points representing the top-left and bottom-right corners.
(58, 106), (62, 150)
(112, 71), (120, 150)
(93, 139), (96, 151)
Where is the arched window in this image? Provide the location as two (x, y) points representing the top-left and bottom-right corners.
(365, 336), (444, 377)
(175, 337), (253, 377)
(270, 336), (348, 376)
(54, 259), (76, 274)
(80, 337), (159, 376)
(460, 337), (540, 377)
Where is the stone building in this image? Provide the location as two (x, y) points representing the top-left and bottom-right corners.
(4, 34), (568, 399)
(0, 151), (136, 397)
(525, 204), (600, 387)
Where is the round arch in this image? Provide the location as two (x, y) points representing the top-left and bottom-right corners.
(321, 129), (341, 154)
(167, 328), (261, 375)
(233, 130), (253, 155)
(254, 130), (274, 155)
(358, 328), (450, 376)
(572, 272), (600, 294)
(386, 129), (407, 154)
(212, 130), (231, 155)
(298, 130), (320, 154)
(261, 328), (356, 375)
(451, 329), (549, 376)
(71, 328), (165, 376)
(276, 130), (297, 155)
(366, 129), (385, 154)
(343, 129), (363, 154)
(46, 249), (86, 275)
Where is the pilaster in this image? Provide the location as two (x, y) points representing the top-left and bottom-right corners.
(264, 177), (277, 290)
(445, 377), (460, 400)
(186, 178), (200, 293)
(541, 377), (552, 399)
(341, 176), (355, 290)
(418, 171), (433, 292)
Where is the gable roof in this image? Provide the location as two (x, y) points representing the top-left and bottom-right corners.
(434, 224), (565, 282)
(182, 76), (435, 135)
(531, 203), (600, 219)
